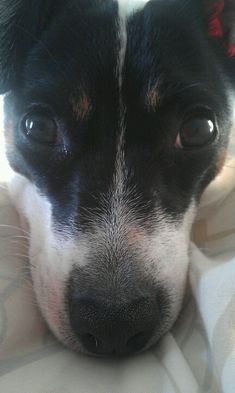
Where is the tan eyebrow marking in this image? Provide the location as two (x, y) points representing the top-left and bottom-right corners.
(70, 93), (92, 121)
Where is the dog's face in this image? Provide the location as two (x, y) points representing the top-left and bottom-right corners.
(1, 0), (235, 355)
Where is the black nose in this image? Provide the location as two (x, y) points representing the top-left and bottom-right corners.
(69, 294), (158, 356)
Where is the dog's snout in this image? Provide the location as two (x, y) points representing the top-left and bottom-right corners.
(69, 294), (159, 356)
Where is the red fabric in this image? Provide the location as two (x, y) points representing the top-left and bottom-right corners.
(227, 44), (235, 56)
(208, 0), (225, 37)
(207, 0), (235, 57)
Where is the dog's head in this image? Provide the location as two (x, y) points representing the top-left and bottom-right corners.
(1, 0), (235, 356)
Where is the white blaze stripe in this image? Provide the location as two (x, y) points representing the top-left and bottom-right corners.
(114, 0), (128, 195)
(126, 0), (150, 15)
(115, 1), (151, 194)
(118, 0), (150, 18)
(117, 0), (128, 90)
(117, 0), (150, 89)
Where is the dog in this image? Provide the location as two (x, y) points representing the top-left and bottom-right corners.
(0, 0), (235, 356)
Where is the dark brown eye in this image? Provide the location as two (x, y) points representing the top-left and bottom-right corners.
(176, 117), (217, 149)
(23, 113), (58, 145)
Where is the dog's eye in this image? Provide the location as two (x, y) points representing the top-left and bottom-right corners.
(22, 113), (58, 145)
(176, 117), (217, 149)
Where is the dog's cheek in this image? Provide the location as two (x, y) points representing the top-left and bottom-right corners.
(215, 147), (227, 176)
(148, 203), (196, 307)
(4, 115), (14, 148)
(42, 267), (63, 335)
(8, 175), (62, 313)
(3, 100), (22, 175)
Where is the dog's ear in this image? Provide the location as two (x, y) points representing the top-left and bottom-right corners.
(0, 0), (54, 93)
(204, 0), (235, 56)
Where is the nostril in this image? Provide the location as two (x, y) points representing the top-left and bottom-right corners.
(127, 332), (148, 352)
(82, 333), (102, 351)
(69, 292), (158, 355)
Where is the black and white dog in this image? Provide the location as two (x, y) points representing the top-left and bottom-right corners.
(0, 0), (235, 356)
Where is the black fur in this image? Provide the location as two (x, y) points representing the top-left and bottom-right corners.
(2, 0), (234, 227)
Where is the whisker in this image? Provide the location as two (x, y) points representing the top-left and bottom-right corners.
(14, 294), (40, 307)
(0, 224), (30, 235)
(1, 235), (30, 241)
(0, 252), (29, 260)
(6, 234), (30, 240)
(6, 240), (29, 249)
(0, 254), (38, 270)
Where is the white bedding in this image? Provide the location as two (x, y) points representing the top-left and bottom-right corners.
(0, 143), (235, 391)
